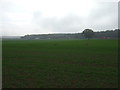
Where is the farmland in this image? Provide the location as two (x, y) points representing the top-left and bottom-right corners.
(2, 39), (118, 88)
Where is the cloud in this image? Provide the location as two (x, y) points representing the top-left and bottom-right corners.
(32, 2), (118, 33)
(118, 1), (120, 29)
(0, 0), (118, 36)
(85, 2), (118, 30)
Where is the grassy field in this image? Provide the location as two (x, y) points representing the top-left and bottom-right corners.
(2, 39), (118, 88)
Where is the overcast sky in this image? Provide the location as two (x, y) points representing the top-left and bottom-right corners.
(0, 0), (119, 36)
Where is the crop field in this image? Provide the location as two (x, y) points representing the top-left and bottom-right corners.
(2, 39), (118, 88)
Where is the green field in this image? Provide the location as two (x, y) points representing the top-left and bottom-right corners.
(2, 39), (118, 88)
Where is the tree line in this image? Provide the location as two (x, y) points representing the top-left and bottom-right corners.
(21, 29), (120, 40)
(82, 29), (120, 39)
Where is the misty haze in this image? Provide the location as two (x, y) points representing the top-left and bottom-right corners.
(1, 0), (119, 88)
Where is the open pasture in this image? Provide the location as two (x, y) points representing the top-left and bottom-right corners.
(2, 39), (118, 88)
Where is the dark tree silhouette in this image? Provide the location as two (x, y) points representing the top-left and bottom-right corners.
(82, 29), (94, 39)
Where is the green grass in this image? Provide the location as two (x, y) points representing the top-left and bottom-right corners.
(2, 39), (118, 88)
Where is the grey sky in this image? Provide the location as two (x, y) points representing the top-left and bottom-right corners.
(0, 0), (119, 36)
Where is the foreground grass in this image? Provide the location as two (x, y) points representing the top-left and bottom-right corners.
(2, 39), (118, 88)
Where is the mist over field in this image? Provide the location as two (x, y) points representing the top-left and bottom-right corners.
(1, 0), (119, 88)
